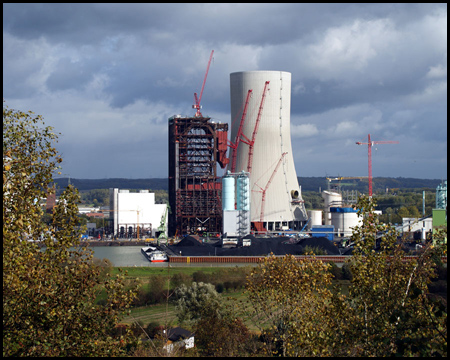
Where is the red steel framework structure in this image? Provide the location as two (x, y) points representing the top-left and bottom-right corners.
(168, 115), (228, 236)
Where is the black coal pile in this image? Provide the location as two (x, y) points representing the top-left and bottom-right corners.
(220, 237), (304, 256)
(176, 235), (203, 246)
(168, 235), (343, 257)
(299, 237), (341, 255)
(171, 235), (217, 256)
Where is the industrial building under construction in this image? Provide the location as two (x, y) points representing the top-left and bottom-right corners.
(168, 57), (310, 236)
(168, 114), (228, 236)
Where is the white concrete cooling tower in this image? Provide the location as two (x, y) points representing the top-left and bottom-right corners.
(229, 71), (308, 231)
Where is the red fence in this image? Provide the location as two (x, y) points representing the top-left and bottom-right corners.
(168, 255), (447, 264)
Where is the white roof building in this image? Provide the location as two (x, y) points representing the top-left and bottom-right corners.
(109, 188), (167, 238)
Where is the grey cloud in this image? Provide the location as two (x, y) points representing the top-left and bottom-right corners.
(3, 3), (446, 179)
(46, 57), (98, 91)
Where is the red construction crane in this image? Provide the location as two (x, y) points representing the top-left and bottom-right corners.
(241, 81), (270, 173)
(356, 134), (399, 197)
(228, 89), (253, 173)
(253, 152), (287, 222)
(192, 50), (214, 117)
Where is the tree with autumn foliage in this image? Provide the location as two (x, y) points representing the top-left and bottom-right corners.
(339, 195), (447, 357)
(3, 104), (137, 356)
(245, 253), (336, 356)
(245, 195), (446, 357)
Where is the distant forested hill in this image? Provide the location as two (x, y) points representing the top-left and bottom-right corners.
(53, 177), (444, 193)
(298, 177), (444, 193)
(53, 178), (168, 192)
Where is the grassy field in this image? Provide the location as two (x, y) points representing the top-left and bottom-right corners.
(116, 265), (351, 334)
(112, 266), (239, 278)
(117, 265), (250, 326)
(120, 288), (265, 332)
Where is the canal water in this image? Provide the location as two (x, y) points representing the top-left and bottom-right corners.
(88, 246), (155, 267)
(82, 246), (254, 268)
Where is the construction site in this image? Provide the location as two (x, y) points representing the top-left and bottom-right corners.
(98, 50), (446, 259)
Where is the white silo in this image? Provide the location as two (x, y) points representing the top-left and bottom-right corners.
(321, 190), (342, 225)
(229, 71), (308, 231)
(308, 210), (323, 229)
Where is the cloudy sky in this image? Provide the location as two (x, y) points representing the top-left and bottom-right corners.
(3, 3), (447, 180)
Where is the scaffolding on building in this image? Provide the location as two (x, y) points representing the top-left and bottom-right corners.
(168, 115), (228, 236)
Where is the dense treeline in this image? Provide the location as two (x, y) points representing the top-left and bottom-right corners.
(53, 178), (168, 192)
(53, 176), (443, 193)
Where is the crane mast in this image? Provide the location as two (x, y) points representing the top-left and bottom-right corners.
(192, 50), (214, 117)
(256, 152), (287, 222)
(241, 81), (270, 174)
(229, 89), (252, 173)
(356, 134), (399, 197)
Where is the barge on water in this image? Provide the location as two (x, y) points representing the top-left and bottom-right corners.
(141, 246), (169, 262)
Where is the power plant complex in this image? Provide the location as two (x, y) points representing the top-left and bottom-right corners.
(83, 52), (447, 263)
(167, 70), (308, 237)
(99, 52), (446, 248)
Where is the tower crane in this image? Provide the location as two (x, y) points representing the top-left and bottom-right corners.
(241, 81), (270, 173)
(192, 50), (214, 117)
(253, 152), (287, 222)
(356, 134), (399, 197)
(228, 89), (253, 173)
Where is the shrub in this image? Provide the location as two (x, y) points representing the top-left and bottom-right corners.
(328, 261), (343, 280)
(192, 270), (208, 283)
(341, 263), (353, 280)
(171, 272), (192, 289)
(216, 283), (225, 293)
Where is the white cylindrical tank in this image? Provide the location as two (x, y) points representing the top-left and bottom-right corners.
(322, 190), (342, 208)
(222, 175), (235, 211)
(308, 210), (323, 229)
(229, 71), (307, 227)
(236, 174), (250, 211)
(330, 207), (361, 237)
(322, 190), (342, 225)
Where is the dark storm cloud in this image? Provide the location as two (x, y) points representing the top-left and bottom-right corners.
(3, 3), (447, 179)
(2, 3), (176, 45)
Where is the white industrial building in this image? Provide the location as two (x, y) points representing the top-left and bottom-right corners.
(402, 217), (433, 234)
(229, 71), (308, 231)
(109, 188), (167, 238)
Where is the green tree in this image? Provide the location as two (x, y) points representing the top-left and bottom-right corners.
(194, 310), (250, 356)
(174, 282), (221, 326)
(397, 205), (410, 218)
(244, 195), (447, 357)
(3, 104), (137, 356)
(342, 196), (447, 356)
(407, 204), (421, 217)
(245, 253), (335, 356)
(148, 274), (166, 304)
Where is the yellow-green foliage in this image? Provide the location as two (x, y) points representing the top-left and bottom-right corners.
(245, 195), (447, 357)
(3, 104), (137, 356)
(246, 253), (335, 356)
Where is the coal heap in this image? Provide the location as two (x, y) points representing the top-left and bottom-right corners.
(299, 237), (341, 255)
(169, 236), (340, 257)
(176, 235), (203, 247)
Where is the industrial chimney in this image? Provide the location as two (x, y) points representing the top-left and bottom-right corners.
(229, 71), (308, 231)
